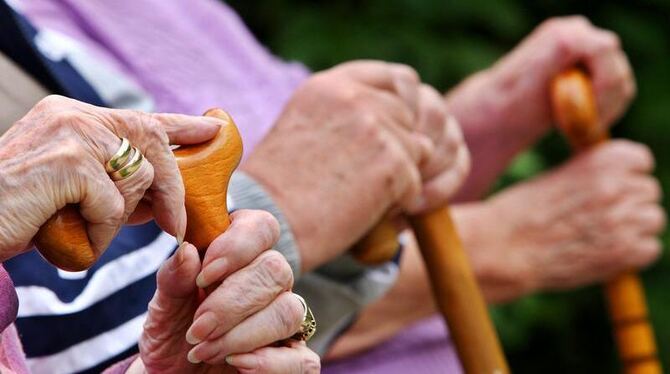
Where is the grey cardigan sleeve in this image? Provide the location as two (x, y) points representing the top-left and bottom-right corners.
(228, 171), (302, 277)
(227, 171), (400, 355)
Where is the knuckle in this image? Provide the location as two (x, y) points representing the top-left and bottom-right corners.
(423, 103), (447, 130)
(276, 294), (304, 334)
(651, 206), (666, 231)
(594, 176), (619, 201)
(58, 139), (87, 163)
(258, 250), (294, 289)
(139, 162), (155, 189)
(356, 112), (384, 141)
(390, 63), (420, 85)
(142, 114), (170, 144)
(457, 147), (471, 177)
(565, 15), (591, 28)
(304, 352), (322, 373)
(635, 143), (655, 168)
(645, 177), (663, 201)
(50, 110), (84, 127)
(624, 80), (637, 100)
(246, 210), (281, 248)
(331, 84), (361, 108)
(602, 30), (621, 49)
(254, 354), (271, 372)
(33, 95), (68, 112)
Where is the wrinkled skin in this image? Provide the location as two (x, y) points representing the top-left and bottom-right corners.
(479, 141), (664, 299)
(447, 16), (636, 199)
(134, 210), (320, 374)
(328, 141), (665, 359)
(0, 95), (221, 260)
(243, 61), (470, 272)
(328, 17), (652, 359)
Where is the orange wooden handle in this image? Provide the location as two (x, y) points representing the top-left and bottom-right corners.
(551, 69), (661, 374)
(33, 109), (243, 271)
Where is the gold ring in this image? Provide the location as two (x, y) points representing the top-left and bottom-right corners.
(291, 293), (316, 341)
(105, 138), (132, 173)
(109, 147), (143, 181)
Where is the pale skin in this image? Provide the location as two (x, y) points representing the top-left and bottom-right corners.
(243, 61), (470, 273)
(132, 210), (321, 374)
(326, 17), (664, 359)
(0, 98), (319, 373)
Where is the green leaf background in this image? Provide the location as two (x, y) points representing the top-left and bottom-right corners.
(227, 1), (670, 371)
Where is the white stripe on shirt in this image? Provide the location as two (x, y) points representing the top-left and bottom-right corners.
(16, 232), (175, 317)
(26, 312), (146, 374)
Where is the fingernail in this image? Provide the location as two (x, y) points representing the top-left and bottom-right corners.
(187, 347), (202, 364)
(186, 311), (217, 345)
(226, 353), (258, 369)
(204, 116), (226, 127)
(170, 242), (188, 271)
(196, 258), (228, 288)
(177, 206), (187, 245)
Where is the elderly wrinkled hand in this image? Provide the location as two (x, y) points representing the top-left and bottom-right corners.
(0, 95), (221, 261)
(242, 60), (469, 271)
(137, 209), (320, 374)
(477, 140), (664, 302)
(447, 16), (634, 141)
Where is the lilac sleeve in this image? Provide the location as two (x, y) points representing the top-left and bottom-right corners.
(0, 265), (18, 332)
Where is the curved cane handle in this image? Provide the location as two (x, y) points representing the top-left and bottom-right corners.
(174, 108), (242, 250)
(552, 69), (661, 374)
(33, 109), (242, 271)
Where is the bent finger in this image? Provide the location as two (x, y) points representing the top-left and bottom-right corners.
(197, 209), (280, 288)
(187, 292), (304, 364)
(227, 341), (321, 374)
(186, 250), (293, 345)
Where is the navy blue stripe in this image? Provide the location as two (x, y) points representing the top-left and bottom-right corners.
(76, 345), (138, 374)
(0, 0), (104, 105)
(0, 0), (61, 93)
(16, 271), (160, 357)
(4, 222), (163, 302)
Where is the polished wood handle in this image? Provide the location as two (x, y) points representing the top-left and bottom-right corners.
(551, 69), (662, 374)
(33, 108), (243, 271)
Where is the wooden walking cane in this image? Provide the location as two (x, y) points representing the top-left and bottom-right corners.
(354, 162), (509, 369)
(355, 213), (509, 372)
(551, 69), (662, 374)
(33, 108), (242, 271)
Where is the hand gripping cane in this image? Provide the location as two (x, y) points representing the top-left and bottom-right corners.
(33, 108), (242, 270)
(552, 68), (661, 374)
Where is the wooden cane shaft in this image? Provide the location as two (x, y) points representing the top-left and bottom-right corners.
(411, 207), (509, 373)
(551, 69), (661, 373)
(33, 109), (242, 270)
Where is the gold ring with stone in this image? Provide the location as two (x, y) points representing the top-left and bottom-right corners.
(109, 147), (143, 181)
(105, 138), (133, 173)
(291, 293), (316, 341)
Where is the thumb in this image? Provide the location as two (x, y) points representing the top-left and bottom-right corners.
(156, 242), (200, 299)
(140, 242), (202, 372)
(145, 242), (200, 333)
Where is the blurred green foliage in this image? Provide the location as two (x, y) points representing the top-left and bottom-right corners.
(227, 0), (670, 371)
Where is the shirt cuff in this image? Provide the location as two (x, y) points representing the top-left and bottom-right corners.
(228, 171), (301, 278)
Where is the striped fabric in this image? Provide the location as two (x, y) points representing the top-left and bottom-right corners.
(5, 224), (172, 374)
